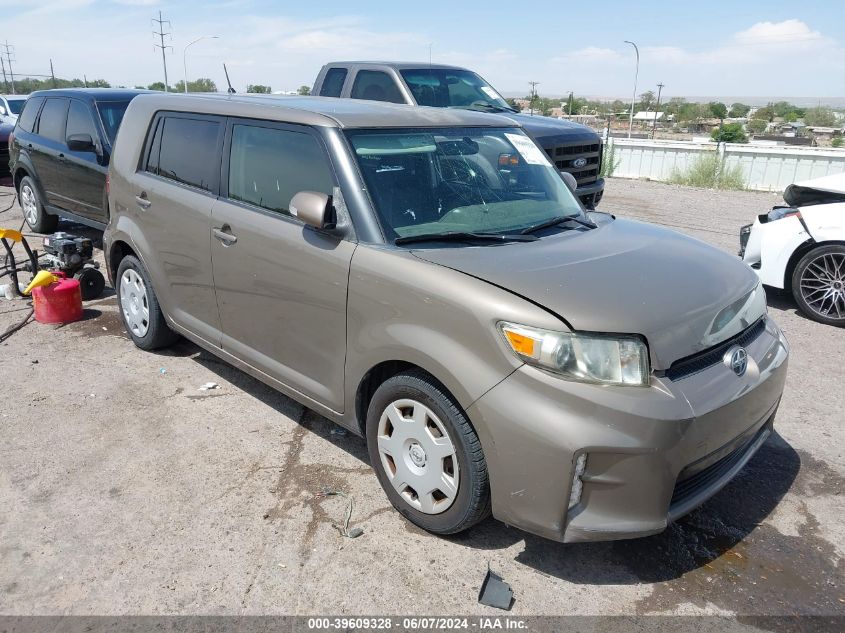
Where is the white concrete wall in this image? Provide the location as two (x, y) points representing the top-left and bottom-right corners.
(606, 138), (845, 191)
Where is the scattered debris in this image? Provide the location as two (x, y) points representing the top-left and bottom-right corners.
(198, 382), (219, 391)
(478, 565), (513, 611)
(319, 489), (364, 538)
(159, 367), (166, 374)
(330, 427), (348, 437)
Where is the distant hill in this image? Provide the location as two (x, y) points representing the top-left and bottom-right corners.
(500, 93), (845, 109)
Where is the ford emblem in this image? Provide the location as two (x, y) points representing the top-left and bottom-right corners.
(572, 157), (588, 168)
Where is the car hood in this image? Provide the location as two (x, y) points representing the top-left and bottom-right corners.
(783, 173), (845, 207)
(411, 218), (765, 369)
(507, 112), (601, 143)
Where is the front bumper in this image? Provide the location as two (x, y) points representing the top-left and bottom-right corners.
(467, 315), (789, 543)
(575, 178), (605, 209)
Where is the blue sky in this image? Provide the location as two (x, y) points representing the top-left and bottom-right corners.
(3, 0), (844, 101)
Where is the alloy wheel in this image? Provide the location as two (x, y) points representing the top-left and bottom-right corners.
(800, 252), (845, 320)
(376, 398), (460, 514)
(21, 185), (38, 226)
(120, 268), (150, 337)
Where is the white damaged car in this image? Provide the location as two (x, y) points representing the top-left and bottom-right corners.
(740, 173), (845, 326)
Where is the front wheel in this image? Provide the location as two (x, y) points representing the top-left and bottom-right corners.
(791, 245), (845, 327)
(366, 370), (490, 535)
(19, 176), (58, 233)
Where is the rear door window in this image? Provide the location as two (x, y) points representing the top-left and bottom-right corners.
(319, 68), (347, 97)
(350, 70), (405, 104)
(145, 115), (222, 193)
(66, 100), (100, 147)
(227, 123), (334, 218)
(36, 98), (69, 143)
(16, 96), (45, 133)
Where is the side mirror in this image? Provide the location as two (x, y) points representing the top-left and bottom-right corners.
(289, 191), (335, 230)
(0, 106), (6, 116)
(67, 133), (96, 153)
(559, 171), (578, 191)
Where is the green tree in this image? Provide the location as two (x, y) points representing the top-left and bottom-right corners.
(728, 103), (751, 118)
(804, 106), (836, 127)
(832, 137), (843, 148)
(147, 81), (167, 91)
(708, 102), (728, 120)
(747, 119), (768, 135)
(173, 78), (217, 93)
(297, 85), (311, 95)
(752, 105), (775, 122)
(711, 122), (747, 143)
(637, 90), (655, 111)
(247, 84), (272, 93)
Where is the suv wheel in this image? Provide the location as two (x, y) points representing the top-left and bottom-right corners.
(116, 255), (179, 350)
(19, 176), (58, 233)
(791, 244), (845, 327)
(366, 370), (491, 535)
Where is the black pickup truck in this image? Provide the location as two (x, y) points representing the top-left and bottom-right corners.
(313, 62), (604, 207)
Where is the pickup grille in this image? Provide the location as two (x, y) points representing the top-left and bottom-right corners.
(543, 142), (601, 186)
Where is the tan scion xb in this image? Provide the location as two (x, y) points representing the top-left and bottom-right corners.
(105, 93), (789, 543)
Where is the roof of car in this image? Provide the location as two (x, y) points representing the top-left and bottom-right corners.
(131, 93), (519, 129)
(29, 88), (151, 101)
(325, 61), (467, 71)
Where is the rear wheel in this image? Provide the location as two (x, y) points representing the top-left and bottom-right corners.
(116, 255), (179, 349)
(366, 370), (490, 535)
(791, 244), (845, 327)
(19, 176), (58, 233)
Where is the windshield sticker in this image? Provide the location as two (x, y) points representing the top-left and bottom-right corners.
(480, 86), (499, 100)
(505, 133), (552, 166)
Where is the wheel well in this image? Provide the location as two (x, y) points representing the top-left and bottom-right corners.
(13, 167), (30, 192)
(784, 240), (845, 291)
(354, 360), (416, 434)
(109, 241), (137, 280)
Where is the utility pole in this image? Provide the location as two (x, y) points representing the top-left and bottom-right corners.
(84, 74), (88, 88)
(568, 91), (574, 117)
(152, 11), (172, 91)
(528, 81), (540, 116)
(651, 82), (664, 139)
(624, 40), (639, 138)
(1, 41), (16, 94)
(50, 59), (57, 88)
(0, 57), (8, 94)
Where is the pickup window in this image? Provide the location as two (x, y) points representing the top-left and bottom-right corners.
(350, 70), (405, 104)
(319, 68), (347, 98)
(400, 68), (511, 111)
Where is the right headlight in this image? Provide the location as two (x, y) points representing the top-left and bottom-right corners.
(499, 322), (650, 386)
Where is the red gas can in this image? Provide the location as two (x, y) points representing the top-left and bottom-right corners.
(32, 275), (83, 324)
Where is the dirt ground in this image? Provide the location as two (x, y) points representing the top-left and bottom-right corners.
(0, 178), (843, 621)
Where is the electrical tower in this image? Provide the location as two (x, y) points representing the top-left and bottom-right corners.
(1, 41), (16, 94)
(152, 11), (173, 92)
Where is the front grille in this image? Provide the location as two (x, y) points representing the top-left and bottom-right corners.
(665, 319), (766, 381)
(670, 423), (769, 512)
(543, 140), (601, 185)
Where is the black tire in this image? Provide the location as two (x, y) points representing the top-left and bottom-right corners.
(74, 267), (106, 301)
(115, 254), (179, 350)
(366, 370), (491, 535)
(791, 244), (845, 327)
(19, 175), (58, 233)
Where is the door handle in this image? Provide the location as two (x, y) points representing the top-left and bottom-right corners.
(135, 192), (152, 209)
(213, 226), (237, 245)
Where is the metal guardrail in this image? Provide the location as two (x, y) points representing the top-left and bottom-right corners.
(606, 137), (845, 191)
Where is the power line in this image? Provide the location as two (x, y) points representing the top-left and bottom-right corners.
(0, 41), (16, 94)
(152, 10), (173, 91)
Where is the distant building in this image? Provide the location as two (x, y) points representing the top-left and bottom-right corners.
(633, 111), (665, 121)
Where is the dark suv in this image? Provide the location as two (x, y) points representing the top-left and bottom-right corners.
(9, 89), (148, 231)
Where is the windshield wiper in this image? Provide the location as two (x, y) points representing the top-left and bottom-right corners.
(520, 214), (598, 235)
(395, 231), (538, 245)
